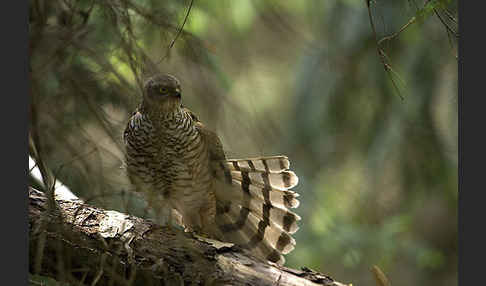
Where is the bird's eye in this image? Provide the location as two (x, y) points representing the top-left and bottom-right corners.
(159, 87), (168, 94)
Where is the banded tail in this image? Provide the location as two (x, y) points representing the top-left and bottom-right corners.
(212, 156), (300, 265)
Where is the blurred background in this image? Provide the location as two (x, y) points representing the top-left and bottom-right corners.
(29, 0), (457, 285)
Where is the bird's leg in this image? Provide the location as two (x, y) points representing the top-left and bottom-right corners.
(182, 205), (215, 239)
(143, 190), (173, 229)
(169, 208), (184, 230)
(196, 197), (217, 238)
(175, 209), (206, 237)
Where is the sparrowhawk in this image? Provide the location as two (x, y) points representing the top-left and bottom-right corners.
(123, 74), (300, 264)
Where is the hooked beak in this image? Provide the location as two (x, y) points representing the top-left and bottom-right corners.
(173, 88), (181, 98)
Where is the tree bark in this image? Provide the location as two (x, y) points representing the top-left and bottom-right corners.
(29, 187), (350, 286)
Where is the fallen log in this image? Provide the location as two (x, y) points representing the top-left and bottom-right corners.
(29, 187), (349, 286)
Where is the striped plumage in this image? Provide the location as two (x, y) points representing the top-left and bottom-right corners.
(123, 74), (300, 265)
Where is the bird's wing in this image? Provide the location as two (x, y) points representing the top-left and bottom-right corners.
(190, 111), (227, 162)
(193, 114), (300, 265)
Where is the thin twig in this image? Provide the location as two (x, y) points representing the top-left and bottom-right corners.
(444, 8), (457, 24)
(91, 253), (107, 286)
(366, 0), (404, 100)
(156, 0), (195, 64)
(434, 8), (458, 39)
(377, 16), (416, 46)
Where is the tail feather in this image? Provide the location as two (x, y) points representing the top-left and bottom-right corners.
(230, 179), (300, 234)
(215, 201), (293, 265)
(230, 176), (300, 209)
(212, 156), (300, 265)
(226, 156), (291, 173)
(230, 170), (298, 190)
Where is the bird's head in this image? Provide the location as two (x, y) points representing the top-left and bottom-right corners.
(143, 74), (182, 112)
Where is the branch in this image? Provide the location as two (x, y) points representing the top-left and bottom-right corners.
(29, 187), (350, 286)
(156, 0), (195, 64)
(365, 0), (405, 100)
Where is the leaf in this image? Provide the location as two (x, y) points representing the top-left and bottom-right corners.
(371, 265), (390, 286)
